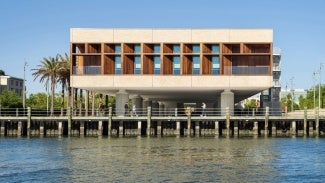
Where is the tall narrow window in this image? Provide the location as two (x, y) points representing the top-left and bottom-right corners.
(115, 44), (121, 53)
(115, 56), (121, 74)
(134, 44), (141, 53)
(153, 44), (160, 53)
(211, 45), (220, 53)
(212, 56), (220, 74)
(173, 56), (180, 75)
(192, 56), (200, 74)
(154, 56), (160, 74)
(192, 44), (200, 53)
(173, 45), (180, 53)
(134, 56), (141, 74)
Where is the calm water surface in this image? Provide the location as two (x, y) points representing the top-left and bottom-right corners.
(0, 137), (325, 183)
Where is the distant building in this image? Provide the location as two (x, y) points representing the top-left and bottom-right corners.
(0, 75), (24, 97)
(280, 89), (307, 104)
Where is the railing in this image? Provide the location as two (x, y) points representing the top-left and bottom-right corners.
(73, 66), (101, 75)
(0, 107), (287, 117)
(224, 66), (270, 75)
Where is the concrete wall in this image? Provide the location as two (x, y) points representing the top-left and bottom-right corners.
(70, 28), (273, 43)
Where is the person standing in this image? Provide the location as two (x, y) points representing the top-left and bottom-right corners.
(124, 102), (129, 116)
(132, 105), (137, 116)
(201, 102), (206, 117)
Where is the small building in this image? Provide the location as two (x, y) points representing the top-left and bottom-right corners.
(0, 75), (24, 97)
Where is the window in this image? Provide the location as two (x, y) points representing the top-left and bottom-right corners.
(212, 56), (220, 74)
(212, 45), (220, 53)
(115, 56), (121, 74)
(192, 56), (200, 74)
(192, 44), (200, 53)
(173, 56), (180, 75)
(134, 56), (141, 74)
(115, 45), (121, 53)
(154, 56), (160, 74)
(134, 44), (141, 53)
(173, 45), (180, 53)
(153, 44), (160, 53)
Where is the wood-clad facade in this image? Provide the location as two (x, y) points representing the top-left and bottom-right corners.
(71, 42), (272, 76)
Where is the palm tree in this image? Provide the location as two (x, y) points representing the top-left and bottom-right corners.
(57, 53), (70, 115)
(32, 56), (60, 116)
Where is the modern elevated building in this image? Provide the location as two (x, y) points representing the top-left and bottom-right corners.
(70, 28), (273, 116)
(0, 75), (24, 97)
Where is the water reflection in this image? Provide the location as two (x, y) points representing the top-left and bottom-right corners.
(0, 137), (324, 182)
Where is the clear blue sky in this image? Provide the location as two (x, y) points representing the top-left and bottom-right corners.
(1, 0), (324, 95)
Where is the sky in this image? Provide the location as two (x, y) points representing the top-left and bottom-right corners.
(0, 0), (325, 95)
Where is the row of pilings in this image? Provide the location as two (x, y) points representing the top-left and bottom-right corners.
(1, 107), (324, 137)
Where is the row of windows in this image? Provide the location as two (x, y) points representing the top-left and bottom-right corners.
(114, 56), (220, 75)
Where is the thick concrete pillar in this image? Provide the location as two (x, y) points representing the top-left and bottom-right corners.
(253, 121), (258, 135)
(215, 121), (219, 136)
(132, 95), (143, 115)
(221, 90), (234, 116)
(98, 121), (103, 136)
(116, 90), (129, 116)
(291, 121), (296, 136)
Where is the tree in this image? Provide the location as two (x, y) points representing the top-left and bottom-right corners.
(0, 70), (5, 76)
(26, 92), (48, 109)
(32, 56), (60, 115)
(244, 99), (258, 109)
(57, 53), (70, 115)
(0, 90), (23, 108)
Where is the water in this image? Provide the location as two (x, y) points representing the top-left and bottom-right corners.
(1, 137), (325, 183)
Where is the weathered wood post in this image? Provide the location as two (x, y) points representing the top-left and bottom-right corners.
(108, 107), (112, 136)
(137, 121), (141, 136)
(315, 108), (319, 136)
(27, 107), (31, 137)
(215, 121), (219, 137)
(304, 107), (307, 136)
(187, 115), (191, 137)
(17, 121), (22, 137)
(119, 121), (123, 137)
(98, 121), (103, 136)
(234, 121), (239, 137)
(176, 121), (180, 137)
(195, 121), (200, 137)
(253, 121), (258, 136)
(0, 121), (4, 136)
(272, 121), (277, 136)
(157, 121), (162, 137)
(147, 107), (151, 136)
(226, 107), (230, 137)
(58, 121), (62, 136)
(67, 107), (72, 136)
(80, 121), (85, 136)
(40, 121), (44, 137)
(291, 121), (296, 136)
(264, 107), (269, 136)
(309, 121), (314, 136)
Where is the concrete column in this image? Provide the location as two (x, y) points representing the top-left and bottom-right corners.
(291, 121), (296, 136)
(272, 121), (277, 136)
(17, 121), (22, 137)
(119, 121), (123, 137)
(58, 121), (62, 136)
(215, 121), (219, 136)
(137, 121), (142, 136)
(132, 95), (143, 116)
(152, 101), (159, 116)
(40, 122), (44, 137)
(98, 121), (103, 136)
(234, 121), (239, 137)
(157, 121), (162, 136)
(80, 121), (84, 136)
(175, 121), (180, 137)
(195, 121), (200, 137)
(116, 90), (129, 116)
(159, 102), (165, 116)
(253, 121), (258, 135)
(221, 90), (234, 116)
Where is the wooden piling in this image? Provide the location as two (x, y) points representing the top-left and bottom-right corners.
(147, 107), (151, 136)
(265, 107), (269, 136)
(98, 121), (103, 136)
(17, 121), (22, 137)
(215, 121), (219, 137)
